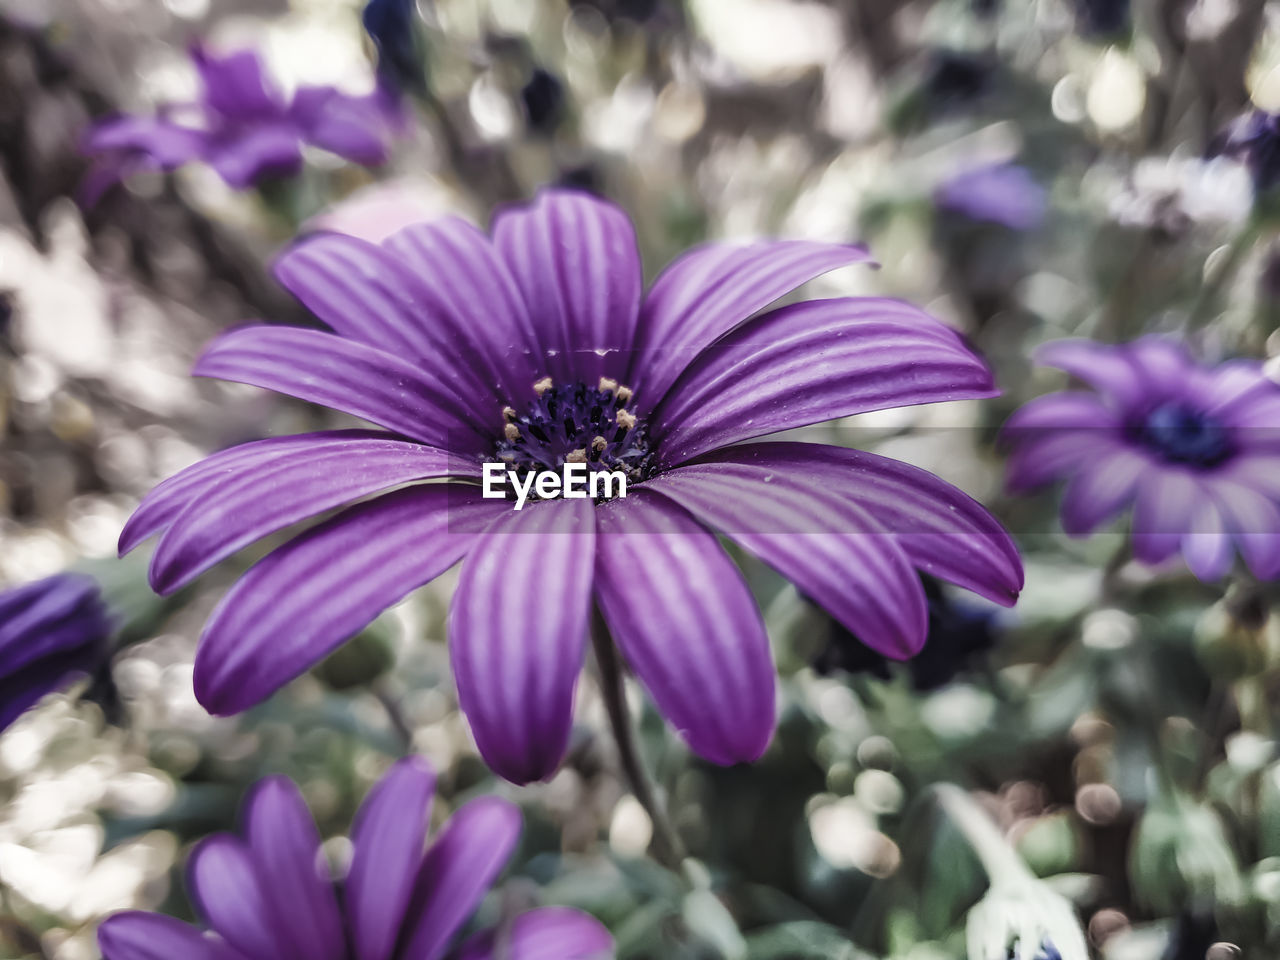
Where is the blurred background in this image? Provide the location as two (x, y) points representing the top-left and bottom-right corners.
(2, 0), (1280, 957)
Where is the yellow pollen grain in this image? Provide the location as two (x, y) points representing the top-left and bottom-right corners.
(566, 448), (588, 463)
(533, 376), (554, 395)
(615, 385), (633, 404)
(599, 376), (619, 392)
(502, 406), (517, 422)
(592, 436), (607, 452)
(616, 409), (637, 430)
(504, 423), (521, 441)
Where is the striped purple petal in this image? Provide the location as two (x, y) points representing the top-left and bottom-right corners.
(452, 907), (614, 960)
(98, 913), (247, 960)
(448, 498), (595, 784)
(348, 756), (436, 960)
(687, 443), (1022, 605)
(187, 836), (286, 960)
(383, 217), (546, 403)
(272, 234), (504, 415)
(630, 240), (873, 410)
(647, 461), (929, 658)
(1060, 448), (1148, 535)
(193, 485), (502, 715)
(0, 573), (107, 676)
(242, 777), (345, 960)
(491, 189), (642, 387)
(650, 298), (997, 466)
(1131, 470), (1200, 565)
(193, 326), (491, 451)
(146, 437), (467, 595)
(398, 796), (522, 960)
(119, 430), (404, 556)
(595, 490), (775, 765)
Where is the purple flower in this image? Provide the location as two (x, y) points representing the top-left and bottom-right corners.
(0, 573), (112, 732)
(119, 188), (1023, 783)
(1004, 336), (1280, 581)
(97, 756), (613, 960)
(935, 163), (1047, 230)
(82, 45), (399, 202)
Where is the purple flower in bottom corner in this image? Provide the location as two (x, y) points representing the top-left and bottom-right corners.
(97, 757), (613, 960)
(119, 188), (1022, 784)
(935, 163), (1047, 230)
(1003, 336), (1280, 581)
(81, 44), (399, 202)
(0, 573), (112, 732)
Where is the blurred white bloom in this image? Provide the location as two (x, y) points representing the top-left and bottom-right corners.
(966, 878), (1089, 960)
(1110, 155), (1253, 232)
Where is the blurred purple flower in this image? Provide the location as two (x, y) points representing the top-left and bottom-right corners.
(0, 573), (112, 732)
(119, 188), (1022, 783)
(81, 45), (399, 202)
(1215, 110), (1280, 193)
(935, 163), (1047, 230)
(362, 0), (425, 95)
(97, 756), (613, 960)
(1004, 336), (1280, 581)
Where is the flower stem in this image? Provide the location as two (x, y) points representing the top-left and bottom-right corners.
(1187, 223), (1259, 331)
(591, 612), (688, 871)
(373, 680), (415, 756)
(934, 784), (1033, 887)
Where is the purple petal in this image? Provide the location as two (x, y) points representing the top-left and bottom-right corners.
(98, 913), (245, 960)
(934, 163), (1046, 230)
(647, 461), (929, 658)
(192, 46), (282, 119)
(1059, 447), (1148, 536)
(631, 240), (873, 410)
(1034, 338), (1192, 411)
(348, 756), (436, 960)
(193, 326), (491, 452)
(0, 647), (103, 732)
(1131, 470), (1200, 565)
(1209, 474), (1280, 578)
(594, 490), (775, 765)
(271, 233), (504, 417)
(688, 442), (1022, 605)
(147, 437), (468, 595)
(650, 298), (996, 465)
(291, 87), (392, 165)
(205, 126), (303, 189)
(0, 574), (106, 675)
(399, 796), (523, 960)
(452, 907), (614, 960)
(491, 189), (642, 386)
(1001, 392), (1119, 432)
(1005, 432), (1121, 493)
(243, 778), (344, 960)
(1182, 498), (1234, 581)
(382, 218), (545, 403)
(119, 430), (398, 556)
(187, 835), (286, 960)
(448, 498), (595, 784)
(82, 115), (207, 167)
(193, 485), (502, 715)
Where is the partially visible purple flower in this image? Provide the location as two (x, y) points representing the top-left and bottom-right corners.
(0, 573), (112, 732)
(119, 188), (1022, 784)
(935, 163), (1047, 230)
(1003, 336), (1280, 581)
(97, 756), (613, 960)
(1214, 110), (1280, 194)
(362, 0), (426, 95)
(82, 45), (399, 202)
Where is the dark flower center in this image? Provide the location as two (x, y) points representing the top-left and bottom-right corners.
(494, 377), (657, 487)
(1136, 401), (1233, 467)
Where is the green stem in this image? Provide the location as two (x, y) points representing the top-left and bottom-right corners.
(373, 681), (415, 756)
(591, 612), (688, 871)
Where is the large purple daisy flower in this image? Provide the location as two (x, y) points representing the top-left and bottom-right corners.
(0, 573), (112, 733)
(1003, 336), (1280, 581)
(82, 44), (399, 202)
(97, 756), (613, 960)
(119, 189), (1022, 783)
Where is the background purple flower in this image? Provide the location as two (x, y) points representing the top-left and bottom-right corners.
(1215, 109), (1280, 193)
(119, 189), (1023, 784)
(1003, 336), (1280, 581)
(0, 573), (112, 732)
(82, 44), (398, 202)
(97, 756), (613, 960)
(935, 163), (1047, 230)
